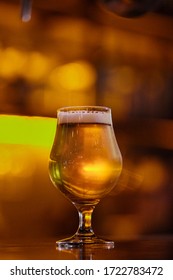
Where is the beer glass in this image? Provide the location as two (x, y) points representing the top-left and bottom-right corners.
(49, 106), (122, 249)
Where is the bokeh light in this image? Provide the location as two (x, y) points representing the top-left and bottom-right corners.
(0, 115), (56, 147)
(48, 60), (97, 91)
(0, 47), (27, 78)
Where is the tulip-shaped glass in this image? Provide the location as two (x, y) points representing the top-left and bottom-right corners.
(49, 106), (122, 249)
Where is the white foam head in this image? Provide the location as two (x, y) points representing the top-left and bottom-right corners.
(58, 107), (112, 124)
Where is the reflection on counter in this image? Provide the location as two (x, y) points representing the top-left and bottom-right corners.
(1, 238), (173, 260)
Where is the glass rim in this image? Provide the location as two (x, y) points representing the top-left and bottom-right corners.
(57, 106), (111, 113)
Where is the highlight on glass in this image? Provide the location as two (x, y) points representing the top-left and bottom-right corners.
(49, 106), (122, 249)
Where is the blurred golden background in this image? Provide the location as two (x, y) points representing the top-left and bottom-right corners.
(0, 0), (173, 243)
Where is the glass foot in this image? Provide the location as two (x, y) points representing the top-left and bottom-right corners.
(56, 235), (114, 249)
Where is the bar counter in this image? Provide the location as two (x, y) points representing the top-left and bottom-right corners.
(0, 236), (173, 260)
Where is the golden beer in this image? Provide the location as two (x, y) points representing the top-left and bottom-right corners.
(49, 109), (122, 205)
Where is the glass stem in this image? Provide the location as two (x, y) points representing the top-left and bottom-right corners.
(75, 204), (96, 238)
